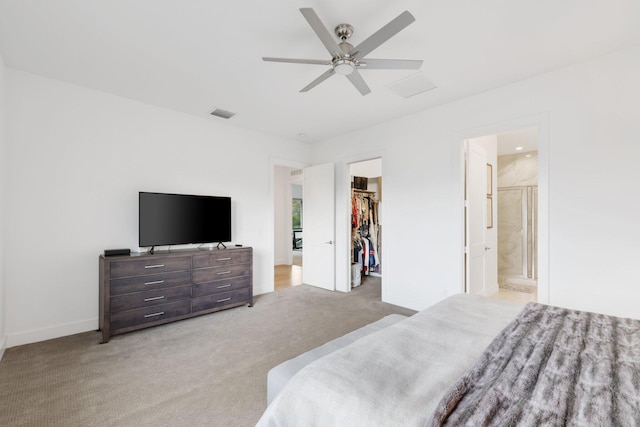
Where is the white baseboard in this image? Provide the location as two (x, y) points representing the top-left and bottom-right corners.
(7, 318), (98, 348)
(0, 336), (7, 361)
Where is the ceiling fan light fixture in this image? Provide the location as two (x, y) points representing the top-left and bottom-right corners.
(333, 58), (355, 75)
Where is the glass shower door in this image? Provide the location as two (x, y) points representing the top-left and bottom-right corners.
(498, 186), (537, 283)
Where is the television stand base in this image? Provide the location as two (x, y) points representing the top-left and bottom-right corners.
(216, 242), (227, 249)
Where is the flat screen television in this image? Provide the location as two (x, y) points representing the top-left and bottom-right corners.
(139, 192), (231, 250)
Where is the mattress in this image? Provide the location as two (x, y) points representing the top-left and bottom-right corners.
(267, 314), (408, 405)
(256, 294), (525, 427)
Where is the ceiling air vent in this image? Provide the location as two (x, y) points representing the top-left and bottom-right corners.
(210, 109), (236, 119)
(388, 73), (437, 98)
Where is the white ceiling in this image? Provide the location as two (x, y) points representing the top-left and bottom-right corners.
(1, 1), (639, 143)
(497, 127), (538, 156)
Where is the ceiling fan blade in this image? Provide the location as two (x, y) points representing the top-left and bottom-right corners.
(346, 70), (371, 96)
(300, 69), (336, 92)
(358, 58), (423, 70)
(349, 11), (415, 59)
(262, 57), (332, 66)
(299, 8), (343, 58)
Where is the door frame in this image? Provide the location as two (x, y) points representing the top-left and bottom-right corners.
(455, 114), (549, 304)
(269, 158), (308, 294)
(334, 150), (386, 295)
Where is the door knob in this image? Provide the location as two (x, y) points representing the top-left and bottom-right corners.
(485, 246), (491, 251)
(325, 240), (333, 245)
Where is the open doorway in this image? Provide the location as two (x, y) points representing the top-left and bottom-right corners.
(273, 165), (303, 290)
(464, 127), (539, 304)
(291, 182), (303, 269)
(349, 158), (382, 292)
(495, 128), (539, 302)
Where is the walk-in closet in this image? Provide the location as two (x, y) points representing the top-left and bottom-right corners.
(350, 159), (382, 288)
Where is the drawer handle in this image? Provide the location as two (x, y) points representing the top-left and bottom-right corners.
(217, 284), (232, 289)
(145, 264), (165, 269)
(217, 297), (232, 303)
(144, 296), (165, 302)
(144, 311), (165, 318)
(217, 271), (232, 275)
(217, 257), (232, 261)
(145, 280), (165, 286)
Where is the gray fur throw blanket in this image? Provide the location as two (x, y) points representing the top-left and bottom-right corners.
(426, 302), (640, 426)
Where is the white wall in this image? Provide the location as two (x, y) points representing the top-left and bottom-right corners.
(350, 158), (382, 178)
(312, 46), (640, 319)
(4, 69), (310, 346)
(0, 53), (7, 358)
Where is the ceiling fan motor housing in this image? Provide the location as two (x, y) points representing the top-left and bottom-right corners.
(338, 41), (354, 55)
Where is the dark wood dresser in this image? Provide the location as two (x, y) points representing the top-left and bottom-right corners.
(99, 247), (252, 343)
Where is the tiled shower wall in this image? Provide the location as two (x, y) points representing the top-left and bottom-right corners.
(497, 152), (538, 286)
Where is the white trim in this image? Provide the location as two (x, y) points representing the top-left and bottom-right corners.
(0, 336), (7, 361)
(7, 318), (97, 348)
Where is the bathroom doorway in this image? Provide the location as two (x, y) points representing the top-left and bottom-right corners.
(464, 127), (539, 304)
(496, 128), (539, 300)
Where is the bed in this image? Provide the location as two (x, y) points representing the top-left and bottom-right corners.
(256, 294), (640, 426)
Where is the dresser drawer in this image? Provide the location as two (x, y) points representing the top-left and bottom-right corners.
(110, 256), (191, 279)
(192, 249), (251, 268)
(192, 276), (250, 298)
(192, 263), (251, 284)
(192, 287), (250, 313)
(110, 270), (191, 296)
(110, 300), (191, 331)
(110, 285), (191, 313)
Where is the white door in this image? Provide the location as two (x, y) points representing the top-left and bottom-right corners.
(302, 163), (335, 290)
(466, 143), (488, 294)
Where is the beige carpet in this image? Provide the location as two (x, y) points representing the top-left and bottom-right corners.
(0, 279), (414, 426)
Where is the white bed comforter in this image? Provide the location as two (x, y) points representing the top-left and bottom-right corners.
(256, 294), (525, 427)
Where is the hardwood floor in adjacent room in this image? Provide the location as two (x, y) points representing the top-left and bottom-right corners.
(275, 249), (303, 291)
(274, 264), (302, 290)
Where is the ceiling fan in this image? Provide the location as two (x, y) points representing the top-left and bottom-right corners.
(262, 8), (423, 96)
